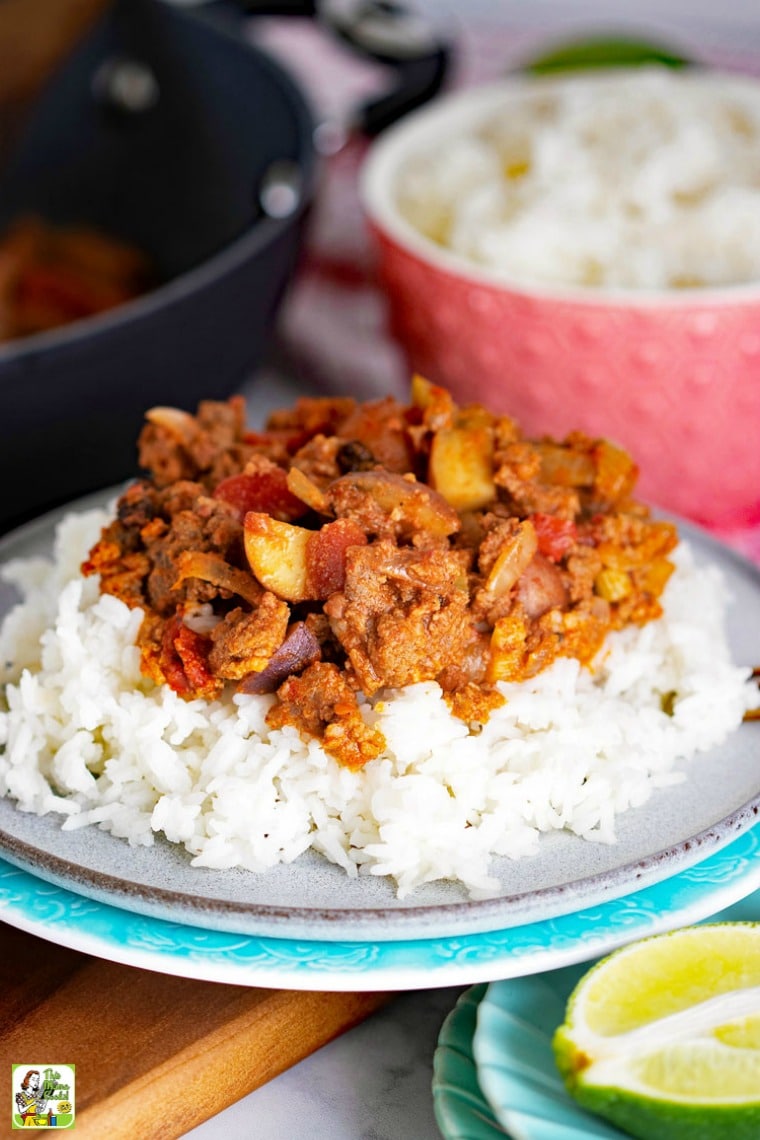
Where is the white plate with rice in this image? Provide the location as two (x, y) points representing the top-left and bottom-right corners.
(0, 493), (757, 942)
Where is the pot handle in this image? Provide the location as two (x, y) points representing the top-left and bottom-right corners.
(239, 0), (452, 134)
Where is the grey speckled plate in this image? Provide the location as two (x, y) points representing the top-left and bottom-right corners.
(0, 492), (758, 942)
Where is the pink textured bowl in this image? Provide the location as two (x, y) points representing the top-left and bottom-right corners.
(360, 79), (760, 530)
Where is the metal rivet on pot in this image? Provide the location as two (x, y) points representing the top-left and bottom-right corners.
(92, 57), (160, 114)
(257, 161), (303, 220)
(313, 119), (348, 157)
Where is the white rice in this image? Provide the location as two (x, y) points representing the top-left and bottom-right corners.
(396, 69), (760, 290)
(0, 507), (754, 898)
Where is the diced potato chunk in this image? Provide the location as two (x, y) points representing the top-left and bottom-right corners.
(487, 611), (528, 683)
(244, 513), (310, 602)
(410, 374), (443, 409)
(537, 443), (595, 487)
(455, 404), (495, 430)
(634, 557), (674, 599)
(244, 514), (366, 602)
(410, 373), (456, 428)
(593, 439), (637, 503)
(594, 567), (632, 603)
(429, 426), (496, 512)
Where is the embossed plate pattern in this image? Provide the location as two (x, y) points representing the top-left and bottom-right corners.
(1, 823), (759, 989)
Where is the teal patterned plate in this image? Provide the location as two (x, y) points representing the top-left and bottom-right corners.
(1, 826), (760, 990)
(434, 894), (759, 1139)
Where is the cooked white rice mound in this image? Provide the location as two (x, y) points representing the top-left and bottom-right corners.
(396, 69), (760, 290)
(0, 508), (754, 897)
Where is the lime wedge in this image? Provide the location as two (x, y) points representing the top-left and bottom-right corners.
(553, 923), (760, 1140)
(526, 37), (690, 74)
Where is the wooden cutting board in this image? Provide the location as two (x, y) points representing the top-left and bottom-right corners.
(0, 922), (391, 1139)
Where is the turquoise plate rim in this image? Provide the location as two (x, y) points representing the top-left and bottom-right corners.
(1, 823), (760, 991)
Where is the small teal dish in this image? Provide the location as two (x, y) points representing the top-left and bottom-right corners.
(433, 984), (506, 1139)
(473, 966), (622, 1139)
(432, 979), (621, 1140)
(470, 893), (760, 1140)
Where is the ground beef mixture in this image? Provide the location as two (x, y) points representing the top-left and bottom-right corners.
(83, 379), (678, 769)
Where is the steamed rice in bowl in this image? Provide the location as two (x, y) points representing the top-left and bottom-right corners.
(393, 67), (760, 291)
(0, 382), (757, 902)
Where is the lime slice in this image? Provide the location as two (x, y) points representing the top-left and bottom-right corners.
(526, 37), (690, 74)
(553, 923), (760, 1140)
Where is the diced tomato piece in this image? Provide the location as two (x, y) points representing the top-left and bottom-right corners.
(530, 513), (577, 562)
(306, 518), (368, 598)
(213, 469), (307, 523)
(160, 617), (218, 699)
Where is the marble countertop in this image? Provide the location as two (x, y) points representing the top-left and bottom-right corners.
(183, 986), (464, 1140)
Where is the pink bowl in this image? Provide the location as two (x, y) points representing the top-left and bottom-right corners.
(360, 80), (760, 530)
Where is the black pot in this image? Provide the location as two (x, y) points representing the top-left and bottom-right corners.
(0, 0), (317, 533)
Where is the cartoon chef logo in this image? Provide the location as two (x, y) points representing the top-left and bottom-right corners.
(11, 1066), (75, 1129)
